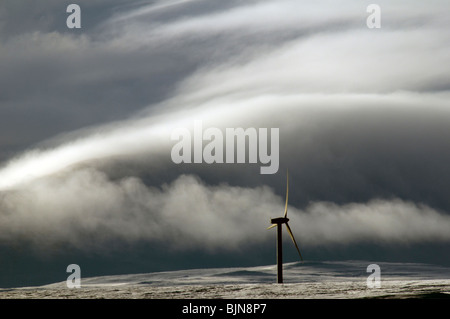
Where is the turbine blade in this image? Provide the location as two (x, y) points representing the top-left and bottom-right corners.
(284, 169), (289, 218)
(285, 222), (303, 261)
(267, 224), (277, 230)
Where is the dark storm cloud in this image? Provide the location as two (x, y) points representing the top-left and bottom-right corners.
(2, 0), (445, 163)
(0, 0), (450, 286)
(1, 92), (450, 253)
(0, 0), (231, 162)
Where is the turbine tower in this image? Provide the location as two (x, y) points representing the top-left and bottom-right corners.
(267, 170), (303, 283)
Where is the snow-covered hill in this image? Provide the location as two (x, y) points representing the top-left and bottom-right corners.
(2, 261), (450, 298)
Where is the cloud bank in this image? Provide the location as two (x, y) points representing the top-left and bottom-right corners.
(1, 171), (450, 255)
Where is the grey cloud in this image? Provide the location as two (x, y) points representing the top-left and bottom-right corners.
(1, 169), (450, 254)
(294, 199), (450, 247)
(2, 0), (448, 164)
(0, 170), (279, 252)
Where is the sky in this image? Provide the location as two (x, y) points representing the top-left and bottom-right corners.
(0, 0), (450, 287)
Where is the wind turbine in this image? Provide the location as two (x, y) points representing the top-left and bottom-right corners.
(267, 170), (303, 283)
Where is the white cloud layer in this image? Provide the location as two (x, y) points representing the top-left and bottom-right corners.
(1, 171), (450, 253)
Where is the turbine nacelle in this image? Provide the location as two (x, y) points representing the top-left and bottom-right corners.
(270, 217), (289, 224)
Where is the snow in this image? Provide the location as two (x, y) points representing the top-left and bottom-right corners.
(1, 261), (450, 299)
